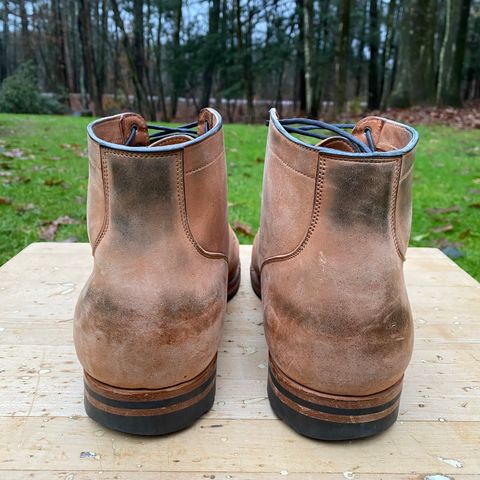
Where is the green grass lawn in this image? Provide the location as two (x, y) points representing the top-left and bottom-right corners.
(1, 114), (479, 280)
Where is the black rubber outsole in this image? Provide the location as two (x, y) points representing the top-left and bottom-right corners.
(267, 381), (400, 441)
(85, 379), (216, 436)
(227, 263), (241, 301)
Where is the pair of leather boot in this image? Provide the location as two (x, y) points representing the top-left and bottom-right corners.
(74, 108), (419, 440)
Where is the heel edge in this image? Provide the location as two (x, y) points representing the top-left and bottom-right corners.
(84, 358), (217, 435)
(268, 359), (402, 440)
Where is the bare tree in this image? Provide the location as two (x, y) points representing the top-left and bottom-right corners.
(367, 0), (380, 110)
(78, 0), (103, 114)
(437, 0), (472, 106)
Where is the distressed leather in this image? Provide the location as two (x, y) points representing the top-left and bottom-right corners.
(74, 110), (239, 389)
(252, 111), (418, 396)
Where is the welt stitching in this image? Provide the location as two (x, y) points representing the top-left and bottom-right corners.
(185, 151), (223, 175)
(261, 155), (326, 269)
(175, 152), (227, 263)
(390, 158), (404, 261)
(92, 148), (110, 254)
(270, 149), (316, 179)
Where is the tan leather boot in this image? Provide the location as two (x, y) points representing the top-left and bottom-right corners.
(74, 108), (240, 435)
(251, 109), (419, 440)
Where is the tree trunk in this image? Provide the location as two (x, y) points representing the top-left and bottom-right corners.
(78, 0), (103, 114)
(97, 0), (109, 98)
(437, 0), (472, 106)
(390, 0), (437, 107)
(303, 0), (319, 117)
(200, 0), (221, 109)
(234, 0), (255, 123)
(295, 0), (306, 113)
(51, 0), (69, 92)
(379, 0), (397, 108)
(367, 0), (380, 110)
(170, 0), (183, 119)
(132, 0), (156, 119)
(60, 0), (75, 95)
(335, 0), (351, 115)
(354, 0), (367, 99)
(111, 0), (152, 119)
(154, 0), (168, 120)
(18, 0), (32, 63)
(1, 0), (9, 80)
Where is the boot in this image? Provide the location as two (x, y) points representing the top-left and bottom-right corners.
(74, 108), (240, 435)
(251, 109), (419, 440)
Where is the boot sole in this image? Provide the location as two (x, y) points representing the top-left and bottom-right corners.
(268, 357), (402, 440)
(84, 356), (217, 435)
(227, 263), (241, 301)
(251, 266), (402, 440)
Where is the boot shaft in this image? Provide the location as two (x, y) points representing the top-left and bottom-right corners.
(257, 110), (418, 268)
(86, 109), (229, 261)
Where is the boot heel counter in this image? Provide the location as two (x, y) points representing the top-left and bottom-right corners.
(263, 154), (415, 396)
(76, 146), (228, 389)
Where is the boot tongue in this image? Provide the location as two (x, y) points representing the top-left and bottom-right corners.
(149, 134), (194, 147)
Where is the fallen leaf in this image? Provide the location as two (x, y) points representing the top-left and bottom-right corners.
(233, 220), (254, 238)
(469, 202), (480, 209)
(436, 239), (463, 250)
(441, 246), (465, 259)
(0, 196), (12, 205)
(80, 451), (99, 459)
(436, 239), (465, 259)
(0, 162), (11, 169)
(40, 215), (80, 241)
(16, 175), (31, 184)
(61, 236), (79, 243)
(467, 188), (480, 195)
(459, 229), (471, 239)
(412, 233), (429, 242)
(44, 178), (64, 186)
(425, 205), (460, 215)
(431, 224), (454, 233)
(2, 148), (24, 158)
(255, 157), (264, 163)
(16, 202), (37, 214)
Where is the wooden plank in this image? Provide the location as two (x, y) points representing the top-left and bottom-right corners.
(0, 417), (479, 475)
(1, 474), (478, 480)
(0, 341), (479, 421)
(0, 243), (479, 477)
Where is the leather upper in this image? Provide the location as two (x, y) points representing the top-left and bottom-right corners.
(74, 109), (239, 389)
(252, 110), (418, 396)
